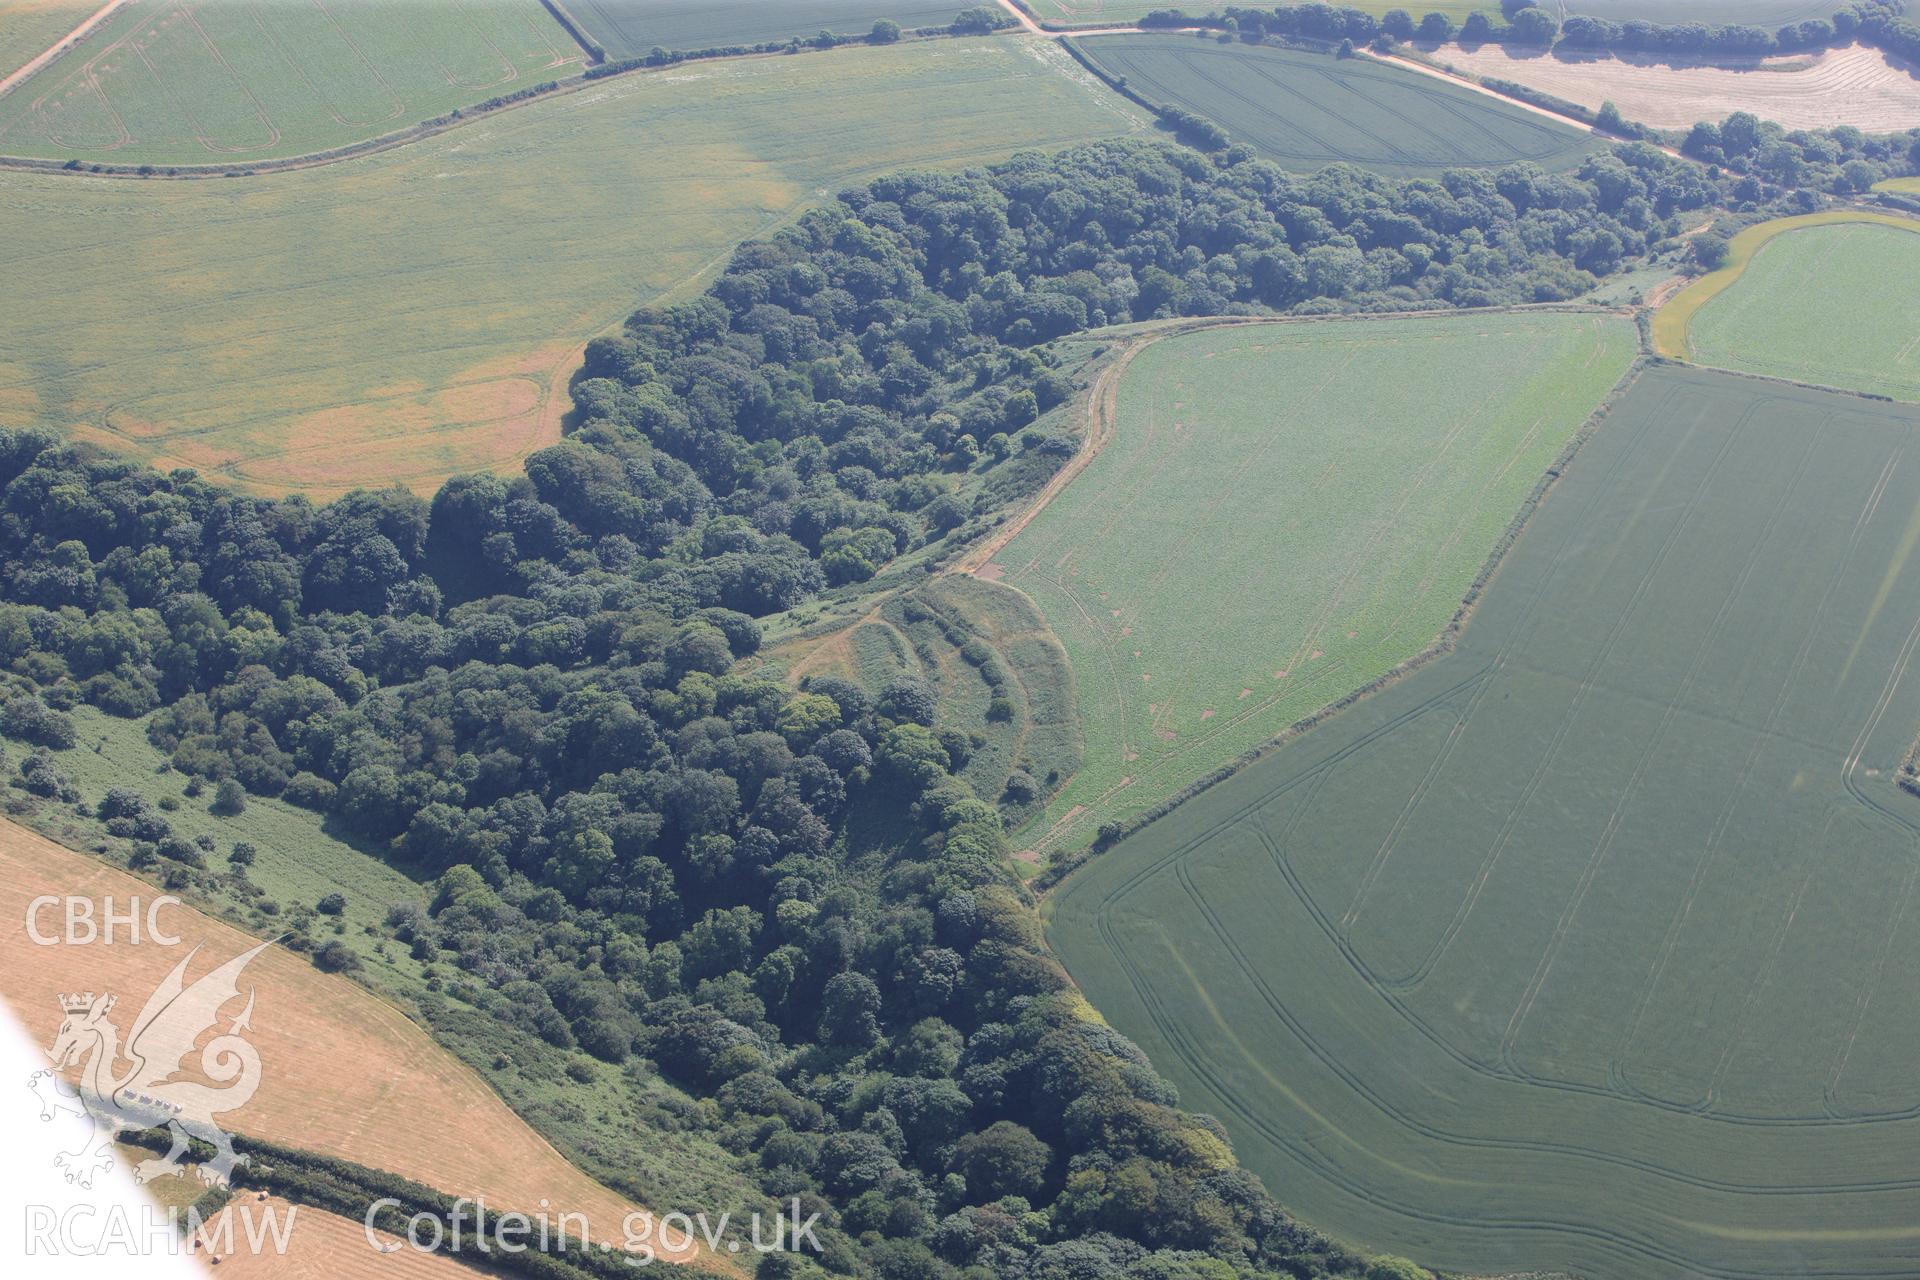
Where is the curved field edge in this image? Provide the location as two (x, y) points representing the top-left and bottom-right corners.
(1652, 210), (1920, 360)
(998, 307), (1639, 866)
(0, 0), (592, 169)
(0, 816), (721, 1271)
(0, 36), (1146, 499)
(1682, 223), (1920, 402)
(1043, 366), (1920, 1279)
(761, 573), (1085, 834)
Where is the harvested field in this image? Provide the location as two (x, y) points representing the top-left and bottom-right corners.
(1048, 365), (1920, 1280)
(194, 1195), (482, 1277)
(1437, 41), (1920, 132)
(1686, 222), (1920, 401)
(0, 0), (588, 166)
(1074, 33), (1598, 176)
(0, 36), (1142, 497)
(573, 0), (967, 57)
(0, 818), (712, 1269)
(997, 310), (1636, 859)
(1541, 0), (1836, 21)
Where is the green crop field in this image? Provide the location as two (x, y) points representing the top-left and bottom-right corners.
(1048, 364), (1920, 1279)
(1074, 34), (1599, 176)
(0, 36), (1142, 497)
(993, 310), (1635, 859)
(1686, 222), (1920, 402)
(570, 0), (971, 56)
(0, 0), (592, 166)
(0, 0), (91, 81)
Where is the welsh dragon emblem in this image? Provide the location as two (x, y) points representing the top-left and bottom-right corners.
(27, 942), (269, 1189)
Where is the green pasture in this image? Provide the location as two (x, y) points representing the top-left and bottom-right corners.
(1687, 222), (1920, 402)
(1049, 365), (1920, 1279)
(1074, 33), (1599, 176)
(0, 36), (1142, 498)
(0, 0), (589, 166)
(570, 0), (971, 56)
(997, 310), (1635, 859)
(0, 1), (91, 81)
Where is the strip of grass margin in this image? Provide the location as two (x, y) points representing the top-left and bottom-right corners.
(1652, 209), (1920, 359)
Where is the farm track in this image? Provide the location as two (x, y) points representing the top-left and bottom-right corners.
(0, 0), (128, 101)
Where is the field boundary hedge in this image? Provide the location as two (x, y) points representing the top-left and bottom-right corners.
(1383, 44), (1659, 141)
(1036, 319), (1649, 890)
(121, 1127), (692, 1278)
(1651, 208), (1920, 358)
(1058, 29), (1350, 143)
(538, 0), (606, 63)
(0, 23), (993, 179)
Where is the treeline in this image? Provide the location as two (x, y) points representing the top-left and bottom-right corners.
(122, 1128), (662, 1279)
(0, 133), (1887, 1280)
(1141, 0), (1917, 63)
(1678, 111), (1920, 191)
(581, 8), (1014, 80)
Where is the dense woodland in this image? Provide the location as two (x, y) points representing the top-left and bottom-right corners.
(0, 124), (1911, 1279)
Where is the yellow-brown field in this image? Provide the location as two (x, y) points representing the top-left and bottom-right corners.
(0, 36), (1142, 498)
(0, 818), (720, 1270)
(195, 1194), (484, 1277)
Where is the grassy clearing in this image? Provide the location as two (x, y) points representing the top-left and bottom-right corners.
(0, 36), (1142, 498)
(0, 815), (717, 1269)
(572, 0), (969, 56)
(1877, 176), (1920, 195)
(764, 575), (1082, 829)
(1074, 34), (1598, 176)
(1048, 365), (1920, 1279)
(995, 310), (1636, 859)
(1652, 210), (1920, 362)
(1686, 222), (1920, 401)
(12, 703), (761, 1245)
(0, 0), (587, 166)
(0, 0), (91, 81)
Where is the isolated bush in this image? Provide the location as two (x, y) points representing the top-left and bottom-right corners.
(211, 777), (246, 815)
(312, 940), (359, 973)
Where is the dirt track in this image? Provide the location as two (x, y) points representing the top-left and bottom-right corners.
(0, 0), (127, 100)
(955, 317), (1289, 578)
